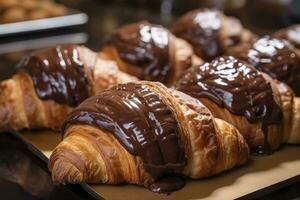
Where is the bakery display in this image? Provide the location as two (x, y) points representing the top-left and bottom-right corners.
(49, 81), (249, 193)
(0, 0), (67, 23)
(100, 21), (202, 86)
(171, 9), (256, 61)
(0, 1), (299, 196)
(176, 56), (300, 155)
(226, 36), (300, 96)
(0, 44), (137, 131)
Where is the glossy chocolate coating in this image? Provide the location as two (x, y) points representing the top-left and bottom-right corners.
(176, 56), (282, 155)
(19, 44), (89, 107)
(273, 25), (300, 49)
(109, 22), (172, 83)
(171, 9), (223, 61)
(64, 82), (186, 193)
(230, 36), (300, 96)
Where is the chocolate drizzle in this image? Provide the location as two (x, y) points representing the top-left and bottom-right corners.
(64, 82), (186, 193)
(231, 36), (300, 96)
(176, 56), (282, 155)
(171, 9), (223, 61)
(109, 22), (172, 83)
(19, 44), (89, 107)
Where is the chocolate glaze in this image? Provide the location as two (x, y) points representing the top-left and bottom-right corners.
(149, 176), (185, 194)
(273, 25), (300, 49)
(171, 9), (223, 61)
(64, 82), (186, 193)
(109, 22), (172, 83)
(230, 36), (300, 96)
(176, 56), (282, 155)
(19, 44), (89, 107)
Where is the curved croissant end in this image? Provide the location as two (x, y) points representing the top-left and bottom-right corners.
(49, 125), (148, 185)
(0, 73), (72, 130)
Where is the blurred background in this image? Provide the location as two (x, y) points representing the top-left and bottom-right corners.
(0, 1), (300, 199)
(0, 0), (300, 78)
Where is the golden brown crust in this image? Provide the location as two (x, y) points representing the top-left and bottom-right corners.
(289, 97), (300, 143)
(0, 46), (137, 131)
(0, 73), (72, 130)
(49, 81), (249, 188)
(49, 125), (151, 186)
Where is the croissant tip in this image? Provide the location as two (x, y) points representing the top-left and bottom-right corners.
(50, 157), (84, 184)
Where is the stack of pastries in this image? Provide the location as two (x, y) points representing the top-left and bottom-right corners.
(0, 8), (299, 194)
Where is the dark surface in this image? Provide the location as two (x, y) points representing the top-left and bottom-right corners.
(0, 0), (299, 199)
(0, 131), (101, 200)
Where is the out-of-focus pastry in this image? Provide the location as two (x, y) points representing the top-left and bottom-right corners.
(49, 81), (249, 193)
(227, 36), (300, 96)
(0, 44), (137, 131)
(1, 7), (26, 23)
(176, 56), (300, 154)
(100, 21), (202, 86)
(0, 0), (68, 23)
(171, 9), (257, 61)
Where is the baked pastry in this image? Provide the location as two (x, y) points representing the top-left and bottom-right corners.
(176, 56), (300, 155)
(0, 44), (137, 131)
(171, 8), (256, 61)
(273, 24), (300, 51)
(0, 0), (67, 23)
(49, 81), (249, 193)
(227, 36), (300, 96)
(100, 21), (202, 86)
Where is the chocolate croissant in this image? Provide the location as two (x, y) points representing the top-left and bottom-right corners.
(176, 56), (300, 155)
(49, 81), (249, 193)
(100, 21), (202, 86)
(0, 44), (137, 131)
(226, 36), (300, 96)
(273, 24), (300, 51)
(171, 8), (256, 61)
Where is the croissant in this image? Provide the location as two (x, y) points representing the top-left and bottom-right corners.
(0, 44), (137, 131)
(100, 21), (202, 86)
(273, 24), (300, 51)
(171, 8), (257, 61)
(176, 56), (300, 155)
(49, 81), (249, 193)
(226, 36), (300, 96)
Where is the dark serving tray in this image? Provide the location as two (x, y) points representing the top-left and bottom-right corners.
(0, 130), (102, 200)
